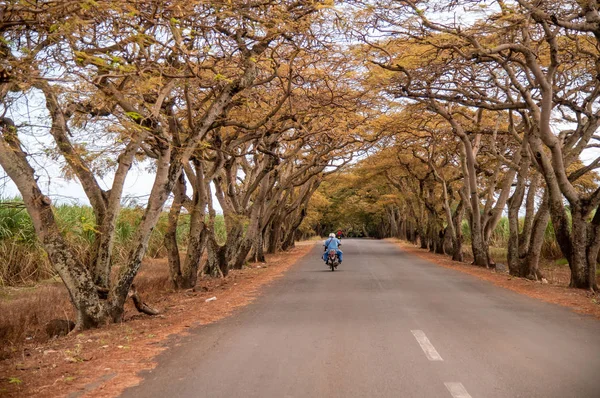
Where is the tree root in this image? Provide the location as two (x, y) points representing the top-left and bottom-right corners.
(128, 284), (160, 316)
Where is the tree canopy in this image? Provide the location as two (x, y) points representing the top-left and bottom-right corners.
(1, 0), (599, 329)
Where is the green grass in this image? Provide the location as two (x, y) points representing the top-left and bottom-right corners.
(488, 247), (508, 264)
(0, 199), (227, 286)
(460, 216), (563, 261)
(0, 201), (37, 243)
(212, 215), (227, 245)
(0, 200), (49, 286)
(555, 258), (569, 266)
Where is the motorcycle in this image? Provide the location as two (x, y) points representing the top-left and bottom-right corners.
(326, 249), (339, 271)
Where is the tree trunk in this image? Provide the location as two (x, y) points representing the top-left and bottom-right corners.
(108, 144), (175, 322)
(443, 226), (453, 254)
(507, 165), (528, 274)
(519, 174), (541, 255)
(180, 161), (208, 289)
(222, 218), (250, 271)
(407, 220), (417, 243)
(586, 209), (600, 291)
(435, 228), (445, 254)
(282, 207), (307, 251)
(468, 209), (488, 266)
(398, 211), (407, 240)
(389, 206), (399, 238)
(569, 209), (591, 288)
(204, 232), (227, 278)
(89, 137), (144, 290)
(427, 216), (435, 252)
(362, 225), (370, 238)
(451, 200), (464, 262)
(520, 193), (550, 280)
(0, 122), (107, 328)
(165, 174), (185, 289)
(180, 220), (207, 289)
(250, 225), (267, 263)
(267, 215), (283, 254)
(256, 228), (267, 262)
(461, 136), (487, 266)
(418, 215), (428, 249)
(528, 113), (597, 290)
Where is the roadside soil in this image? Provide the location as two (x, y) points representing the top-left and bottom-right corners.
(390, 239), (600, 320)
(0, 241), (315, 398)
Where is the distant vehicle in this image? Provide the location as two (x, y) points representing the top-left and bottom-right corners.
(326, 249), (339, 271)
(336, 230), (343, 239)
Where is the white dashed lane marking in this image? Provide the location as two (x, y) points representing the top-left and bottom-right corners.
(411, 330), (443, 361)
(444, 382), (472, 398)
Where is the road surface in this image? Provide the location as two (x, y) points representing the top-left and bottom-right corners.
(121, 239), (600, 398)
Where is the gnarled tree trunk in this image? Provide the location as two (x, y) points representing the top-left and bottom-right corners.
(165, 174), (186, 288)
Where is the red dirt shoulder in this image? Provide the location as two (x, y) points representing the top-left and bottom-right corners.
(0, 242), (315, 398)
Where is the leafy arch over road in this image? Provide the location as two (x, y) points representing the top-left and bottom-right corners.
(309, 0), (600, 289)
(0, 0), (599, 330)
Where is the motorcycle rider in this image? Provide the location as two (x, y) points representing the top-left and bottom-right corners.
(323, 233), (343, 264)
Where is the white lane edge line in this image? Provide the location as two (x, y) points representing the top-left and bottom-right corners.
(444, 382), (472, 398)
(410, 330), (443, 361)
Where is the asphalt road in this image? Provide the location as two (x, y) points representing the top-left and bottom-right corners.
(121, 239), (600, 398)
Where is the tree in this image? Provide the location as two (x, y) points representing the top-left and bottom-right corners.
(355, 0), (600, 288)
(0, 0), (336, 327)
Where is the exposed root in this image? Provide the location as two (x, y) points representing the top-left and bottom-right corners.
(128, 284), (160, 316)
